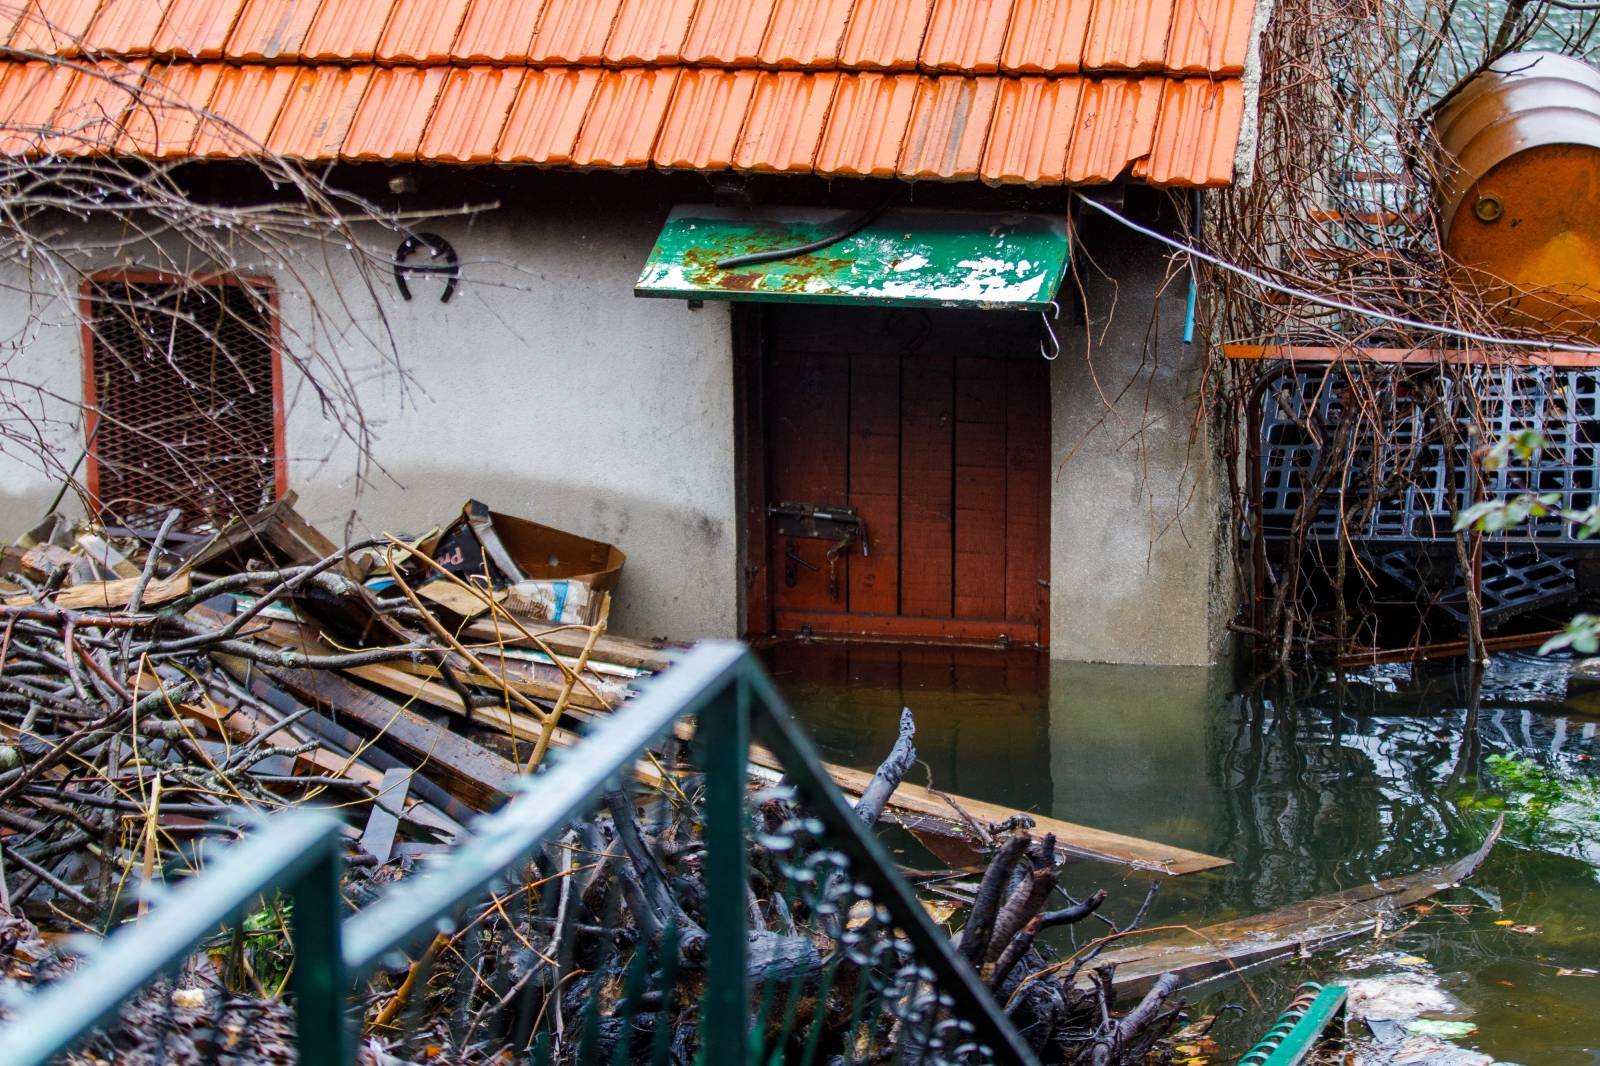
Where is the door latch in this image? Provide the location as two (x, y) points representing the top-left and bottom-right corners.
(770, 503), (868, 602)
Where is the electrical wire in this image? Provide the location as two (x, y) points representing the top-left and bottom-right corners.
(713, 201), (892, 271)
(1071, 191), (1600, 355)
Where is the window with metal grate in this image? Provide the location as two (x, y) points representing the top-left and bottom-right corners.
(82, 276), (284, 531)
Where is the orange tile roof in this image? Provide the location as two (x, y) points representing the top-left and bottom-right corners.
(0, 0), (1257, 186)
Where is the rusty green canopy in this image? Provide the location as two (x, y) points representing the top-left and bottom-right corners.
(634, 205), (1071, 312)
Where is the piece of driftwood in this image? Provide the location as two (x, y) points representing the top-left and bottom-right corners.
(1087, 816), (1505, 999)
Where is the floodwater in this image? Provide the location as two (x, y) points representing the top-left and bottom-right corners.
(766, 643), (1600, 1065)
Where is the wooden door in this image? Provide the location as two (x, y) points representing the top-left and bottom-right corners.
(758, 345), (1050, 646)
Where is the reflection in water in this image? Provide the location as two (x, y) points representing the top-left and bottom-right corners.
(768, 643), (1600, 1065)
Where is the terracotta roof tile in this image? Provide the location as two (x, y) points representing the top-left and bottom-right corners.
(267, 63), (371, 159)
(1141, 75), (1239, 184)
(1166, 0), (1253, 75)
(224, 0), (318, 61)
(898, 74), (997, 178)
(10, 0), (102, 55)
(734, 69), (837, 171)
(495, 66), (599, 164)
(0, 60), (75, 155)
(0, 0), (1251, 186)
(1083, 0), (1173, 71)
(571, 66), (677, 167)
(682, 0), (778, 66)
(758, 0), (852, 68)
(117, 59), (222, 156)
(43, 60), (146, 155)
(341, 64), (446, 160)
(192, 61), (296, 155)
(815, 70), (920, 176)
(603, 0), (695, 65)
(920, 0), (1015, 73)
(1064, 73), (1162, 182)
(420, 64), (521, 162)
(451, 0), (547, 63)
(529, 0), (623, 65)
(654, 67), (757, 169)
(839, 0), (935, 71)
(300, 0), (395, 63)
(378, 0), (473, 64)
(979, 74), (1077, 183)
(152, 0), (246, 59)
(999, 0), (1092, 73)
(84, 0), (174, 54)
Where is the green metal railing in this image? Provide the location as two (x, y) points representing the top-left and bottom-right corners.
(0, 641), (1038, 1066)
(1238, 983), (1348, 1066)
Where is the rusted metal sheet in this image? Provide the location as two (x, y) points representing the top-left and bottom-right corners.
(635, 204), (1071, 311)
(1434, 52), (1600, 341)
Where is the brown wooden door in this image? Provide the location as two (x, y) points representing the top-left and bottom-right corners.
(761, 346), (1049, 646)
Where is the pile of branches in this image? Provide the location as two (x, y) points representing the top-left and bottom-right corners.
(0, 505), (1189, 1065)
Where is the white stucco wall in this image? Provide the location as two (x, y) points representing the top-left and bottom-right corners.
(1049, 211), (1231, 667)
(0, 193), (739, 642)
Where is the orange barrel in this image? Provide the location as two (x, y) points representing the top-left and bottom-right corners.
(1434, 51), (1600, 340)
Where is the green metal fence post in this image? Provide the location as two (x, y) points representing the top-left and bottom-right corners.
(291, 841), (351, 1066)
(697, 669), (751, 1065)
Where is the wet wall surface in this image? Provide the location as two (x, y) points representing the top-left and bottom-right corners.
(767, 642), (1600, 1065)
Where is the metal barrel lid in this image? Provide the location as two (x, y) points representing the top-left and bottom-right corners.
(1435, 52), (1600, 239)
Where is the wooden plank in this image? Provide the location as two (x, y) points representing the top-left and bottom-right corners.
(735, 305), (775, 638)
(739, 742), (1230, 877)
(172, 693), (383, 787)
(768, 349), (850, 614)
(953, 356), (1007, 619)
(772, 610), (1040, 644)
(53, 571), (190, 610)
(360, 767), (410, 862)
(1004, 358), (1048, 631)
(458, 617), (670, 673)
(847, 352), (901, 616)
(899, 352), (954, 618)
(256, 663), (521, 811)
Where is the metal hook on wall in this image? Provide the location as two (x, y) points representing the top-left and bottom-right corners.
(1039, 301), (1061, 361)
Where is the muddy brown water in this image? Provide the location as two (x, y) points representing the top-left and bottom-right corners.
(766, 643), (1600, 1065)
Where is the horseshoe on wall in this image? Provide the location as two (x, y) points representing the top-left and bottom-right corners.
(394, 233), (460, 303)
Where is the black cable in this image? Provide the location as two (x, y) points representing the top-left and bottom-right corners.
(713, 200), (893, 271)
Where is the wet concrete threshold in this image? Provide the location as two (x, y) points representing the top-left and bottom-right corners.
(764, 642), (1600, 1066)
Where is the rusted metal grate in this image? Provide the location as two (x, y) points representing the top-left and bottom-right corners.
(84, 277), (281, 531)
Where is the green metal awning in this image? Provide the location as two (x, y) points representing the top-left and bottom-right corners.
(634, 205), (1070, 312)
